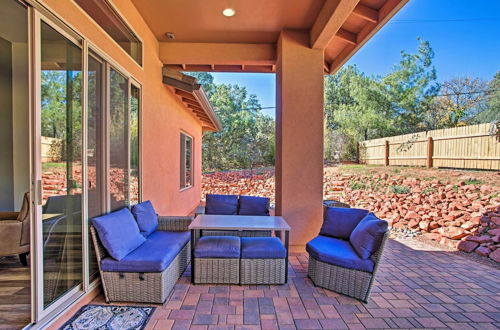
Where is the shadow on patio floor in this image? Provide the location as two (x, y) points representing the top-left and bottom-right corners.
(85, 238), (499, 329)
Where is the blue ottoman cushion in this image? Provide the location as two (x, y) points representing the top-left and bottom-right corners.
(350, 213), (388, 259)
(241, 237), (286, 259)
(205, 194), (239, 215)
(91, 208), (146, 261)
(306, 235), (374, 272)
(238, 195), (270, 216)
(320, 207), (369, 239)
(100, 230), (190, 272)
(131, 200), (158, 237)
(194, 236), (240, 258)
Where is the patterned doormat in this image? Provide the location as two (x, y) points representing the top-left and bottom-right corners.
(59, 304), (155, 330)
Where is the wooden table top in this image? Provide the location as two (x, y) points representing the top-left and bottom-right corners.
(189, 214), (291, 231)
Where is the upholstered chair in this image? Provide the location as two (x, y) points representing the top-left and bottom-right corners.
(0, 192), (30, 266)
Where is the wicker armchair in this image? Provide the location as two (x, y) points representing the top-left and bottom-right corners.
(90, 215), (192, 304)
(308, 231), (389, 302)
(307, 207), (389, 302)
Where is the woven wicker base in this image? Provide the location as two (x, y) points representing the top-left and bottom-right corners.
(240, 259), (286, 284)
(308, 256), (372, 302)
(202, 230), (272, 237)
(194, 258), (239, 284)
(101, 241), (190, 304)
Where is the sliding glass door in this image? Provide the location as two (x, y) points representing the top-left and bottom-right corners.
(39, 21), (83, 308)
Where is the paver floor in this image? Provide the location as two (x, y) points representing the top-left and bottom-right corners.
(91, 238), (500, 329)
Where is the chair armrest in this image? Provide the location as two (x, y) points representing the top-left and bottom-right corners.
(194, 205), (205, 216)
(0, 212), (19, 221)
(157, 216), (193, 231)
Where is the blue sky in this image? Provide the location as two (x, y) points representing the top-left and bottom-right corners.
(213, 0), (500, 118)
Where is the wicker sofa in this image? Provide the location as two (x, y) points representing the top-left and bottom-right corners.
(196, 194), (272, 237)
(90, 201), (191, 304)
(307, 207), (389, 302)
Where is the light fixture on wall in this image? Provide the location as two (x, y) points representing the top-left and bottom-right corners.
(222, 8), (235, 17)
(165, 32), (175, 40)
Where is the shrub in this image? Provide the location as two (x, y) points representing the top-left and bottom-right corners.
(390, 185), (410, 194)
(350, 181), (367, 190)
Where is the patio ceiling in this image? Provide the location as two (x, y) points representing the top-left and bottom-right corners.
(131, 0), (409, 73)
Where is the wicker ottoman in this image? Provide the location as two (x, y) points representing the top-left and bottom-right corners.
(194, 236), (240, 284)
(240, 237), (286, 285)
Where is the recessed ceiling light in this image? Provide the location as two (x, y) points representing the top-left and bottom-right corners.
(222, 8), (235, 17)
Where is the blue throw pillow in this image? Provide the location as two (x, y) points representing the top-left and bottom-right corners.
(319, 207), (369, 239)
(131, 200), (158, 237)
(349, 213), (388, 259)
(205, 194), (239, 215)
(238, 195), (270, 216)
(91, 208), (146, 261)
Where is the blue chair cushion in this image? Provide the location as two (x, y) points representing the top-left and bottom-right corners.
(241, 237), (286, 259)
(238, 195), (270, 216)
(319, 207), (369, 239)
(350, 213), (388, 259)
(91, 208), (146, 261)
(205, 194), (239, 215)
(131, 200), (158, 237)
(306, 235), (374, 272)
(194, 236), (240, 258)
(100, 230), (190, 272)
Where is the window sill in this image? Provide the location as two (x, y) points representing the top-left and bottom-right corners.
(179, 185), (194, 192)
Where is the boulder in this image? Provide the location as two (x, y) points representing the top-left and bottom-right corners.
(466, 235), (493, 244)
(438, 227), (467, 240)
(457, 240), (479, 253)
(490, 249), (500, 263)
(475, 247), (490, 257)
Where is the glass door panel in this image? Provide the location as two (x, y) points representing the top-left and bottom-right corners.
(40, 21), (83, 308)
(87, 54), (105, 281)
(109, 69), (129, 210)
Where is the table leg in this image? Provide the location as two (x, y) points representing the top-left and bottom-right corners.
(285, 230), (289, 284)
(191, 229), (196, 284)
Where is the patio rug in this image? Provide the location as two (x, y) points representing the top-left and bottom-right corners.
(59, 304), (155, 330)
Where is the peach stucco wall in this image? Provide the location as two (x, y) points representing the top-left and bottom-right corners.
(276, 30), (324, 245)
(41, 0), (202, 215)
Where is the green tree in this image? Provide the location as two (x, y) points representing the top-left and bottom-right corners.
(476, 71), (500, 123)
(381, 38), (440, 133)
(188, 72), (275, 171)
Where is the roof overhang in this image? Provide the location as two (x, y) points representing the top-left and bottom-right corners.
(134, 0), (410, 74)
(162, 68), (222, 132)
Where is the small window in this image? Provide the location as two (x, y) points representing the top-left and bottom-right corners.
(75, 0), (142, 65)
(180, 133), (193, 189)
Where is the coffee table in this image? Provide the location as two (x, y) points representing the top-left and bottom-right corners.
(188, 214), (291, 283)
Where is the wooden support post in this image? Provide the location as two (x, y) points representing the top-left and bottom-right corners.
(384, 140), (389, 166)
(427, 137), (433, 168)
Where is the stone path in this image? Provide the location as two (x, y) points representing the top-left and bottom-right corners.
(93, 238), (500, 329)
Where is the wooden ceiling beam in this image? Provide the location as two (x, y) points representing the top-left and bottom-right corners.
(352, 3), (379, 23)
(336, 28), (357, 45)
(310, 0), (360, 49)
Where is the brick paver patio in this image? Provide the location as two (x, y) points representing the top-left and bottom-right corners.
(92, 238), (500, 329)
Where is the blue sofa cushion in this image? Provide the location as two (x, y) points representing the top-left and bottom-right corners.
(350, 213), (388, 259)
(91, 208), (146, 261)
(194, 236), (240, 258)
(306, 235), (374, 272)
(319, 207), (369, 239)
(100, 230), (190, 272)
(241, 237), (286, 259)
(238, 195), (270, 216)
(205, 194), (239, 215)
(131, 200), (158, 237)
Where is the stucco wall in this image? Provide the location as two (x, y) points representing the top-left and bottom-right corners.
(41, 0), (202, 215)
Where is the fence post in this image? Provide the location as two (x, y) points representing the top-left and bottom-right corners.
(384, 140), (389, 166)
(427, 137), (433, 168)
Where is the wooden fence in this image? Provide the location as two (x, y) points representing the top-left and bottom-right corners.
(358, 123), (500, 170)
